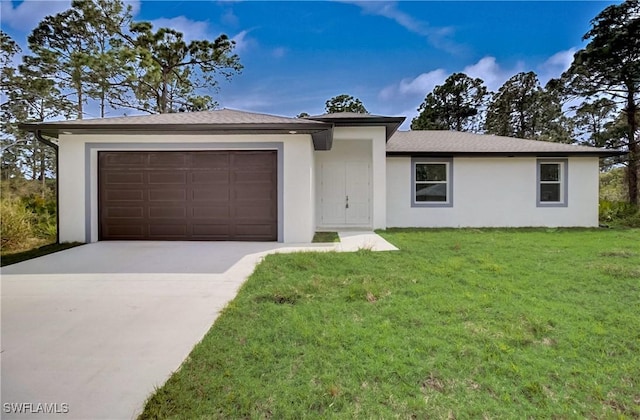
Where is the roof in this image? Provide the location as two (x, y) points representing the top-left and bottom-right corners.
(19, 109), (335, 150)
(306, 112), (405, 140)
(387, 130), (624, 157)
(20, 108), (329, 130)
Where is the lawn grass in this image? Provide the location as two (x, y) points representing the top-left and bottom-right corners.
(312, 231), (340, 243)
(140, 228), (640, 419)
(0, 242), (84, 267)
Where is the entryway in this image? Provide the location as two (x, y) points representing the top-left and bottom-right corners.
(319, 161), (371, 226)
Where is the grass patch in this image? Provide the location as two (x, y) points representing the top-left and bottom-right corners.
(140, 229), (640, 419)
(312, 231), (340, 243)
(1, 242), (84, 267)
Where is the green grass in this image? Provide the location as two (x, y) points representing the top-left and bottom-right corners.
(140, 229), (640, 419)
(312, 231), (340, 243)
(1, 242), (84, 267)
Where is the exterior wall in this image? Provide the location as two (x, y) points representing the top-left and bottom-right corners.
(57, 133), (316, 243)
(386, 156), (600, 228)
(314, 126), (387, 230)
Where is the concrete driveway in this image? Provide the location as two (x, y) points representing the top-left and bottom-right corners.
(1, 235), (397, 419)
(0, 241), (330, 419)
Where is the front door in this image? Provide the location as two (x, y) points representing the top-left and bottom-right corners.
(320, 162), (371, 226)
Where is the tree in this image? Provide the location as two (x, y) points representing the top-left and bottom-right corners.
(325, 94), (368, 114)
(120, 22), (242, 114)
(563, 0), (640, 204)
(296, 112), (310, 118)
(26, 0), (135, 119)
(411, 73), (488, 132)
(485, 71), (570, 142)
(573, 98), (618, 148)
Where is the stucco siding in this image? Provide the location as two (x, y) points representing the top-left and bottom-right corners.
(314, 126), (387, 230)
(386, 156), (600, 228)
(58, 133), (316, 243)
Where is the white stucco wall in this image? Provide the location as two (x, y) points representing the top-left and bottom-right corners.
(386, 156), (600, 227)
(314, 126), (387, 230)
(57, 133), (316, 243)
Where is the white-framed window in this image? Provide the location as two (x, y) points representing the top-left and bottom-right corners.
(412, 158), (453, 207)
(537, 159), (568, 207)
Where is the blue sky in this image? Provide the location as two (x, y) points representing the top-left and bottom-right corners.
(1, 1), (618, 128)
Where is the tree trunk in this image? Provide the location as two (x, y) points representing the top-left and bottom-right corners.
(626, 84), (638, 204)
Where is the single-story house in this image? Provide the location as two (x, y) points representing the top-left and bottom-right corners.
(21, 109), (621, 243)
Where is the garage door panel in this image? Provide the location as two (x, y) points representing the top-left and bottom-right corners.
(104, 207), (144, 218)
(99, 151), (277, 241)
(104, 225), (145, 238)
(148, 172), (187, 184)
(148, 224), (188, 237)
(192, 206), (230, 218)
(192, 153), (229, 169)
(148, 189), (186, 201)
(191, 171), (229, 184)
(148, 206), (187, 218)
(104, 172), (144, 185)
(103, 154), (145, 166)
(149, 153), (188, 167)
(105, 190), (144, 201)
(191, 224), (231, 237)
(192, 186), (230, 201)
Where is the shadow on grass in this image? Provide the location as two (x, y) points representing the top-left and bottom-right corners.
(1, 242), (84, 267)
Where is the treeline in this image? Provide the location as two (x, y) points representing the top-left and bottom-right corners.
(0, 0), (242, 186)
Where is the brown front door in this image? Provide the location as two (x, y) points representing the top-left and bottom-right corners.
(98, 151), (277, 241)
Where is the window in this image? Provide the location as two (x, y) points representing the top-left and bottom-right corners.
(412, 158), (452, 207)
(537, 159), (567, 207)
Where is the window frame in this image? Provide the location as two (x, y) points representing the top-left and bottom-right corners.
(411, 157), (453, 207)
(536, 159), (568, 207)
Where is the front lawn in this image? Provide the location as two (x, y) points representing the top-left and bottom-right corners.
(141, 229), (640, 419)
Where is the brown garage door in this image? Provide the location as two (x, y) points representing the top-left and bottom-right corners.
(99, 151), (277, 241)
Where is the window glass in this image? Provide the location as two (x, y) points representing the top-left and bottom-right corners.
(540, 183), (560, 202)
(416, 183), (447, 202)
(416, 163), (447, 182)
(540, 164), (560, 181)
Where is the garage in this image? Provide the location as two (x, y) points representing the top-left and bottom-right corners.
(98, 150), (277, 241)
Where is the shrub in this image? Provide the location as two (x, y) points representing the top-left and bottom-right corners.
(0, 198), (36, 250)
(599, 200), (640, 228)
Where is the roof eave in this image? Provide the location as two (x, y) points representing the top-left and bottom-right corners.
(306, 116), (406, 140)
(386, 150), (625, 158)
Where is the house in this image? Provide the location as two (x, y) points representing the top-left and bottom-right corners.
(21, 109), (619, 243)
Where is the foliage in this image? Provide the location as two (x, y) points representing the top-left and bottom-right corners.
(312, 231), (339, 243)
(121, 22), (242, 114)
(411, 73), (488, 132)
(600, 167), (628, 202)
(563, 0), (640, 203)
(485, 72), (571, 143)
(599, 200), (640, 228)
(0, 179), (57, 252)
(325, 94), (368, 114)
(140, 229), (640, 419)
(0, 197), (35, 250)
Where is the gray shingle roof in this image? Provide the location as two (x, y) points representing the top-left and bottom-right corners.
(25, 108), (326, 127)
(387, 130), (621, 156)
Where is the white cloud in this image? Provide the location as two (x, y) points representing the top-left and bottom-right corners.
(339, 1), (459, 53)
(231, 30), (254, 53)
(379, 68), (448, 100)
(0, 0), (140, 31)
(0, 0), (71, 31)
(537, 48), (577, 84)
(463, 57), (511, 92)
(150, 16), (212, 42)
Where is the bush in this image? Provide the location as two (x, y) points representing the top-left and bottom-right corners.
(0, 198), (36, 250)
(599, 200), (640, 228)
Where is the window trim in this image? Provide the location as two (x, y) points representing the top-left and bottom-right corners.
(536, 159), (568, 207)
(411, 157), (453, 207)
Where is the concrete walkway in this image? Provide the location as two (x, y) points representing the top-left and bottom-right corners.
(1, 233), (396, 419)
